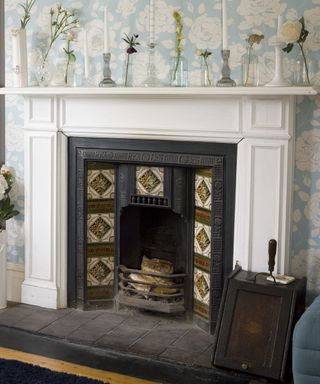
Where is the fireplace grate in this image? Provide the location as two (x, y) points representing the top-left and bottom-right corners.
(130, 195), (169, 207)
(117, 265), (187, 313)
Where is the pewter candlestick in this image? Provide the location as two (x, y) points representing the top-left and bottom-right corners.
(99, 53), (116, 87)
(217, 50), (236, 87)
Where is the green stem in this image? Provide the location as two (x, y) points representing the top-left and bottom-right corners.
(299, 43), (310, 85)
(65, 40), (71, 85)
(124, 54), (130, 86)
(173, 53), (181, 82)
(204, 57), (211, 86)
(244, 46), (252, 86)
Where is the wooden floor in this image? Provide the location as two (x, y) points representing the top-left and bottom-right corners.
(0, 347), (158, 384)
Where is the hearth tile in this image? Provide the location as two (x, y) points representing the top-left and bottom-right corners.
(136, 167), (164, 196)
(67, 316), (118, 344)
(121, 313), (161, 330)
(195, 170), (212, 210)
(171, 328), (214, 353)
(194, 268), (210, 305)
(129, 328), (188, 356)
(96, 325), (149, 351)
(87, 166), (115, 200)
(93, 311), (129, 325)
(39, 310), (101, 338)
(12, 308), (71, 332)
(193, 346), (214, 368)
(194, 222), (211, 258)
(87, 214), (115, 243)
(160, 347), (200, 365)
(0, 305), (37, 326)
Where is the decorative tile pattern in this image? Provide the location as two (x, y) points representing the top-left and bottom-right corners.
(194, 222), (211, 258)
(193, 169), (213, 321)
(87, 214), (114, 243)
(87, 163), (115, 300)
(88, 166), (115, 200)
(136, 167), (164, 196)
(87, 257), (114, 287)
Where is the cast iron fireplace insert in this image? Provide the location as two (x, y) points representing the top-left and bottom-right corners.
(68, 138), (237, 334)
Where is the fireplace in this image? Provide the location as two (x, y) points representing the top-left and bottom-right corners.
(68, 138), (237, 333)
(9, 88), (311, 329)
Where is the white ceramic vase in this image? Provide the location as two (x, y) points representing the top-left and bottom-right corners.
(265, 41), (290, 87)
(0, 230), (7, 309)
(11, 28), (28, 87)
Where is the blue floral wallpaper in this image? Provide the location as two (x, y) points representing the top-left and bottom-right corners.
(4, 0), (320, 299)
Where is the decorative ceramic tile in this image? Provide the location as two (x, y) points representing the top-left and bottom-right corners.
(194, 268), (210, 306)
(88, 167), (115, 200)
(86, 163), (116, 301)
(87, 214), (115, 243)
(136, 167), (164, 196)
(87, 257), (114, 287)
(195, 170), (212, 210)
(193, 169), (212, 321)
(194, 222), (211, 258)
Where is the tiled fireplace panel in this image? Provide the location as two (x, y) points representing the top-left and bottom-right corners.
(68, 138), (237, 334)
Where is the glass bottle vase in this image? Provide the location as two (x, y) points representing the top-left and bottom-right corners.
(123, 54), (135, 87)
(200, 56), (213, 87)
(170, 56), (188, 87)
(294, 52), (315, 86)
(241, 47), (259, 86)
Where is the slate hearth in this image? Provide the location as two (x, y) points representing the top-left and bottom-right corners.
(0, 304), (267, 384)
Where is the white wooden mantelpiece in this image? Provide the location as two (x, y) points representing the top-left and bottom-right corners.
(0, 86), (317, 309)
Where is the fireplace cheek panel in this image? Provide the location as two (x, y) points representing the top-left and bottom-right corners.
(68, 138), (237, 334)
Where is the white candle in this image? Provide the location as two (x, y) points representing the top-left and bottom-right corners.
(103, 7), (110, 53)
(222, 0), (228, 50)
(149, 0), (155, 46)
(83, 29), (89, 79)
(277, 15), (283, 38)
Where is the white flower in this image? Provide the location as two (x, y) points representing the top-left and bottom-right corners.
(0, 165), (11, 175)
(0, 175), (8, 201)
(279, 20), (302, 43)
(296, 129), (320, 172)
(116, 0), (138, 19)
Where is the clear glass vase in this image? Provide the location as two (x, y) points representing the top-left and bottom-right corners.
(170, 56), (188, 87)
(35, 52), (52, 87)
(294, 51), (315, 86)
(200, 56), (213, 87)
(123, 54), (135, 87)
(241, 47), (259, 86)
(51, 58), (75, 87)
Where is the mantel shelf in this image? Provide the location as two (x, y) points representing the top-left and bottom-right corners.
(0, 86), (317, 97)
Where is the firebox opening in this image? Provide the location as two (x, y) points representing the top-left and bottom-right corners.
(117, 206), (189, 314)
(120, 206), (188, 273)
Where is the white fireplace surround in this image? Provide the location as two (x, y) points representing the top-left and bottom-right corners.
(0, 86), (317, 309)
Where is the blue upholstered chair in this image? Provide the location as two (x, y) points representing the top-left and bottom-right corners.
(293, 296), (320, 383)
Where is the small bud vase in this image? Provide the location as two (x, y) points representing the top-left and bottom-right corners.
(171, 56), (188, 87)
(200, 56), (213, 87)
(123, 54), (135, 87)
(241, 47), (259, 86)
(0, 229), (7, 309)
